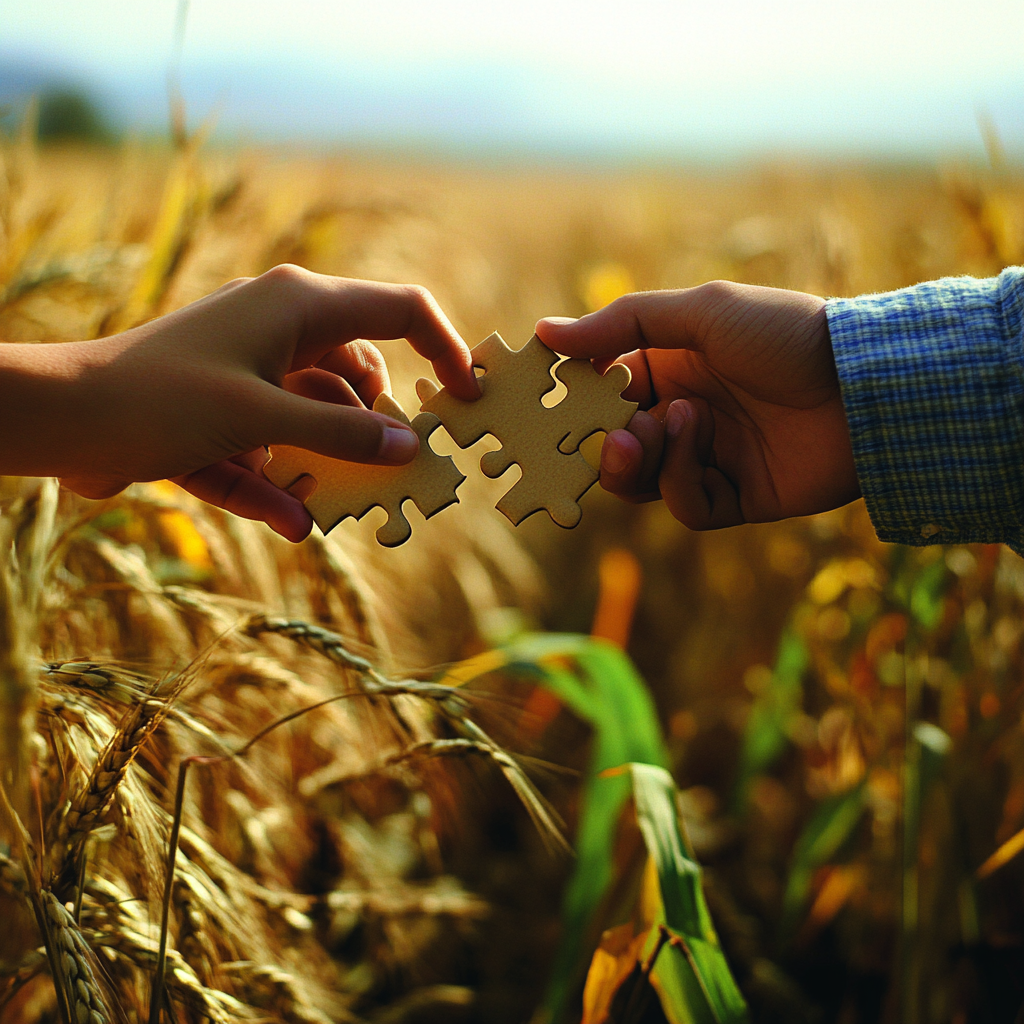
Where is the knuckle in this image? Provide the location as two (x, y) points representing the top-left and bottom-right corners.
(603, 292), (636, 317)
(697, 279), (739, 306)
(259, 263), (312, 293)
(403, 283), (436, 315)
(668, 502), (706, 531)
(612, 286), (643, 304)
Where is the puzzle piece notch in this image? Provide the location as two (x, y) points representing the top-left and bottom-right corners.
(483, 444), (597, 528)
(264, 393), (465, 547)
(417, 332), (638, 529)
(418, 333), (560, 450)
(550, 359), (635, 454)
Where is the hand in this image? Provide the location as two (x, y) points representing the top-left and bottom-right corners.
(0, 266), (479, 541)
(535, 281), (860, 529)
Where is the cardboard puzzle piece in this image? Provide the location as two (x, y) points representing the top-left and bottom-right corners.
(416, 333), (637, 529)
(264, 393), (465, 547)
(547, 357), (635, 454)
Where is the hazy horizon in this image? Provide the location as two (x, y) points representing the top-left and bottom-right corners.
(3, 0), (1023, 160)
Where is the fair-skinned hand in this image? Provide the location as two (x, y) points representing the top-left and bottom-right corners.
(0, 265), (479, 542)
(535, 281), (860, 529)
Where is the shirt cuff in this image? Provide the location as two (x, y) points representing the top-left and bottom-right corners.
(827, 267), (1024, 554)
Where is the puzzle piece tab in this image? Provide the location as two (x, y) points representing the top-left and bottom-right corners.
(416, 333), (637, 529)
(265, 394), (465, 547)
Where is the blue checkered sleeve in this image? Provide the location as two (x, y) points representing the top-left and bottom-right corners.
(827, 266), (1024, 554)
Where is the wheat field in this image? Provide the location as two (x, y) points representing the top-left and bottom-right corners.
(3, 122), (1024, 1024)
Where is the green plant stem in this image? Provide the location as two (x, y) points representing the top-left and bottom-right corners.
(901, 643), (923, 1024)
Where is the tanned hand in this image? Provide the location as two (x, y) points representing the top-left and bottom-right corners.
(536, 281), (859, 529)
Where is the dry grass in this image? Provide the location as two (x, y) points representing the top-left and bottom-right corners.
(3, 127), (1024, 1024)
(0, 468), (545, 1023)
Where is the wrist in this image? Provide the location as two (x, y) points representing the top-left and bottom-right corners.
(0, 339), (115, 478)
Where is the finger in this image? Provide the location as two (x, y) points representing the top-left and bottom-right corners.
(257, 268), (479, 401)
(284, 367), (364, 407)
(600, 411), (664, 503)
(536, 289), (707, 360)
(600, 429), (643, 496)
(658, 398), (743, 530)
(314, 340), (390, 406)
(537, 325), (655, 406)
(284, 473), (317, 503)
(611, 350), (655, 407)
(254, 381), (419, 464)
(173, 461), (314, 543)
(208, 276), (253, 296)
(232, 448), (273, 474)
(59, 476), (131, 500)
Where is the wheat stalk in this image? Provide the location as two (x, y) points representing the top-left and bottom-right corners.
(323, 879), (488, 920)
(245, 614), (476, 711)
(221, 961), (349, 1024)
(49, 671), (193, 901)
(172, 879), (214, 985)
(302, 535), (389, 653)
(42, 662), (148, 706)
(80, 875), (251, 1023)
(88, 926), (256, 1024)
(40, 889), (112, 1024)
(0, 480), (58, 823)
(0, 848), (27, 899)
(244, 615), (570, 854)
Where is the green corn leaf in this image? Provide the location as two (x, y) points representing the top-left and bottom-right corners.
(629, 763), (749, 1024)
(440, 635), (746, 1023)
(495, 635), (668, 1022)
(781, 784), (866, 938)
(909, 560), (951, 630)
(733, 630), (808, 811)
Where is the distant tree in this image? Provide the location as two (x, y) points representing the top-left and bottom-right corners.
(37, 88), (112, 143)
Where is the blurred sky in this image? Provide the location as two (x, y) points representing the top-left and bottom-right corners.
(2, 0), (1024, 158)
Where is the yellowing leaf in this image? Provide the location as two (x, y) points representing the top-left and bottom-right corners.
(978, 825), (1024, 878)
(808, 558), (878, 605)
(157, 510), (211, 570)
(110, 155), (197, 331)
(436, 648), (509, 688)
(579, 764), (748, 1023)
(805, 863), (865, 933)
(591, 548), (642, 650)
(581, 923), (650, 1024)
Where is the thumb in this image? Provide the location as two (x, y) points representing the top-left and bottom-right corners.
(254, 383), (419, 464)
(536, 290), (707, 361)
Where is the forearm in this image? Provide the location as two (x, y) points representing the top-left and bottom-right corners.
(828, 267), (1024, 553)
(0, 340), (111, 478)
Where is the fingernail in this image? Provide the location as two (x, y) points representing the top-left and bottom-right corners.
(602, 442), (629, 475)
(380, 426), (419, 462)
(665, 402), (688, 440)
(537, 316), (578, 327)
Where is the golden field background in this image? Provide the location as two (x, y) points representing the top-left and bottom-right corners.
(4, 124), (1024, 1024)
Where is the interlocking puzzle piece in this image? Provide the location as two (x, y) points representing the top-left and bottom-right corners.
(264, 393), (465, 547)
(416, 333), (637, 529)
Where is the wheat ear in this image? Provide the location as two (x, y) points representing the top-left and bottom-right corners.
(40, 890), (112, 1024)
(244, 615), (570, 854)
(50, 672), (191, 900)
